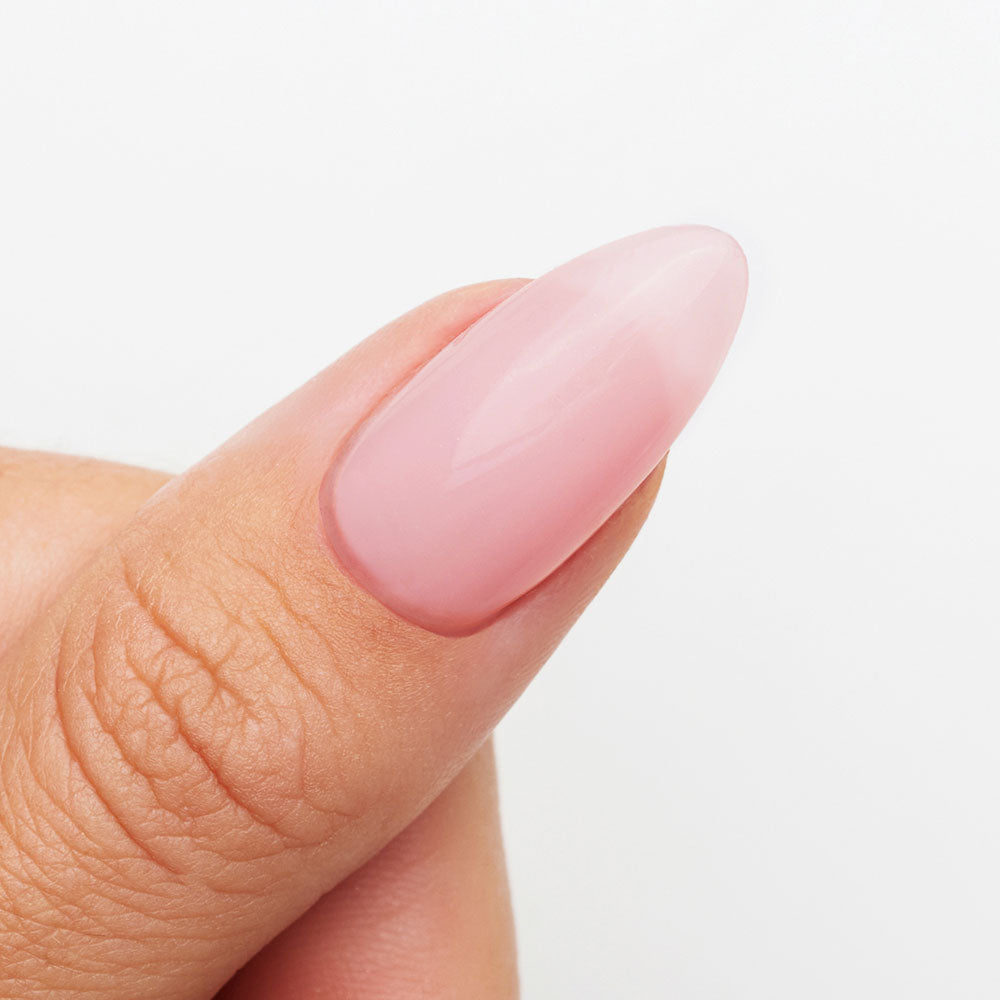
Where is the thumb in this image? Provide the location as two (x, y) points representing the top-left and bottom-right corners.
(1, 226), (746, 999)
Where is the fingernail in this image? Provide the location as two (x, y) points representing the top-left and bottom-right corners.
(321, 225), (748, 635)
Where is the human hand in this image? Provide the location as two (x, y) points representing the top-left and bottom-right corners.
(0, 226), (746, 998)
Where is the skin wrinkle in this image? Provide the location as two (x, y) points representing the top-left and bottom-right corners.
(5, 696), (260, 932)
(94, 610), (304, 858)
(112, 516), (379, 844)
(117, 546), (256, 716)
(117, 550), (310, 827)
(102, 620), (292, 849)
(46, 574), (306, 911)
(15, 720), (135, 877)
(84, 642), (295, 872)
(82, 675), (271, 856)
(54, 611), (183, 875)
(70, 537), (376, 882)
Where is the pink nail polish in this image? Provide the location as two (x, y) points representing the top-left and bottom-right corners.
(321, 226), (748, 635)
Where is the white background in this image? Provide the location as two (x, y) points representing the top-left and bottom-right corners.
(2, 2), (999, 996)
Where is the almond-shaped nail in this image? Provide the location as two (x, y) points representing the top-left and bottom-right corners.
(320, 225), (748, 635)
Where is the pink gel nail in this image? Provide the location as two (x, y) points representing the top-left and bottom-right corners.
(321, 226), (748, 635)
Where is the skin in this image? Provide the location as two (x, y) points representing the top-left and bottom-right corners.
(0, 449), (517, 997)
(0, 282), (663, 998)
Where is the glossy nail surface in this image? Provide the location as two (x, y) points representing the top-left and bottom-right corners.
(321, 226), (748, 635)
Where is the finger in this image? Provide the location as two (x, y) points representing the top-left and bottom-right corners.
(218, 741), (517, 1000)
(2, 226), (746, 999)
(3, 281), (546, 1000)
(1, 452), (519, 997)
